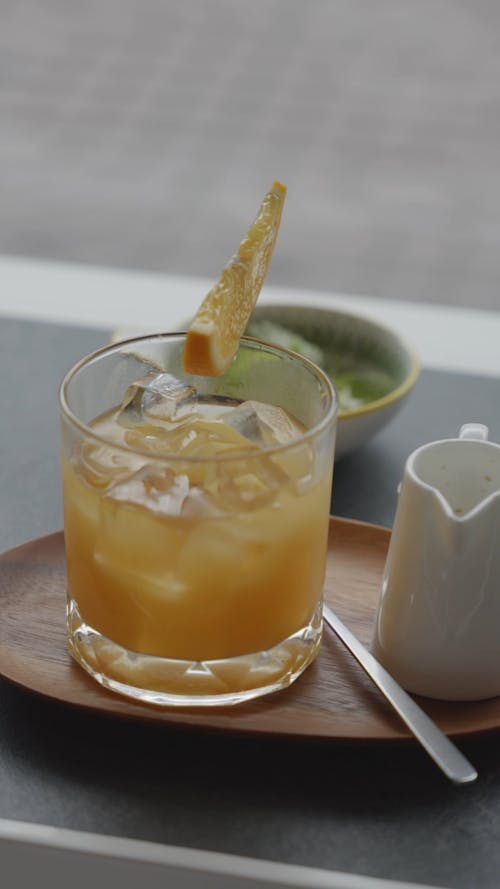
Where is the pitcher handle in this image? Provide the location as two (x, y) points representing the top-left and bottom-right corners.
(459, 423), (489, 441)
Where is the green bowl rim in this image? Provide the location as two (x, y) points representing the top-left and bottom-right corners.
(249, 304), (421, 420)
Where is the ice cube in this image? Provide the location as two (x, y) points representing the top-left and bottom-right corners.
(221, 401), (314, 493)
(79, 440), (143, 488)
(119, 372), (197, 425)
(206, 456), (288, 512)
(105, 465), (190, 517)
(124, 424), (176, 458)
(105, 465), (225, 520)
(181, 486), (224, 518)
(221, 400), (303, 447)
(269, 442), (314, 493)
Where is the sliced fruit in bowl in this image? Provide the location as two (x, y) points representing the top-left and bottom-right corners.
(246, 304), (420, 459)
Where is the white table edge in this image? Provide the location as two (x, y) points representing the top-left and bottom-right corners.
(0, 818), (446, 889)
(1, 254), (499, 378)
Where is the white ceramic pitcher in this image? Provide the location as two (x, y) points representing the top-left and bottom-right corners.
(372, 423), (500, 701)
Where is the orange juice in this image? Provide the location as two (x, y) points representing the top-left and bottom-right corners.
(61, 335), (336, 705)
(63, 396), (332, 666)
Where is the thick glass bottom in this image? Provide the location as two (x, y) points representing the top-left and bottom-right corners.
(66, 598), (323, 707)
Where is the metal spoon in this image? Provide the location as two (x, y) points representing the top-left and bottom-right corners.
(323, 604), (478, 784)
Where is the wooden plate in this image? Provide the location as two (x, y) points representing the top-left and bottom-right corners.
(1, 518), (499, 741)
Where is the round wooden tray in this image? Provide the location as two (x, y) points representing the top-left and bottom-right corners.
(0, 517), (498, 740)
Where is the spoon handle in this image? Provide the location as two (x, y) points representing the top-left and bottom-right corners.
(322, 604), (478, 784)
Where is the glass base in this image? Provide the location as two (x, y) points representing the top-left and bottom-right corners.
(67, 598), (323, 707)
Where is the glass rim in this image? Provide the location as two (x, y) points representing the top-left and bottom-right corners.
(59, 332), (337, 463)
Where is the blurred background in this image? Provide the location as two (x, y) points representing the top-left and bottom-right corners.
(1, 0), (499, 310)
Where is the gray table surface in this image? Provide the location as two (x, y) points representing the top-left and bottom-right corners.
(1, 317), (500, 889)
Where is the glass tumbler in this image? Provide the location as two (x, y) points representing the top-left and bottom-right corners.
(60, 333), (337, 706)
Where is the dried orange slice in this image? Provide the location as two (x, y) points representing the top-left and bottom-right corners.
(182, 181), (286, 376)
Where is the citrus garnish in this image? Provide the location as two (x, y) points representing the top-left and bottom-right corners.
(182, 181), (286, 376)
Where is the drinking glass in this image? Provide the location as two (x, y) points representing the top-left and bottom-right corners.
(60, 333), (337, 706)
